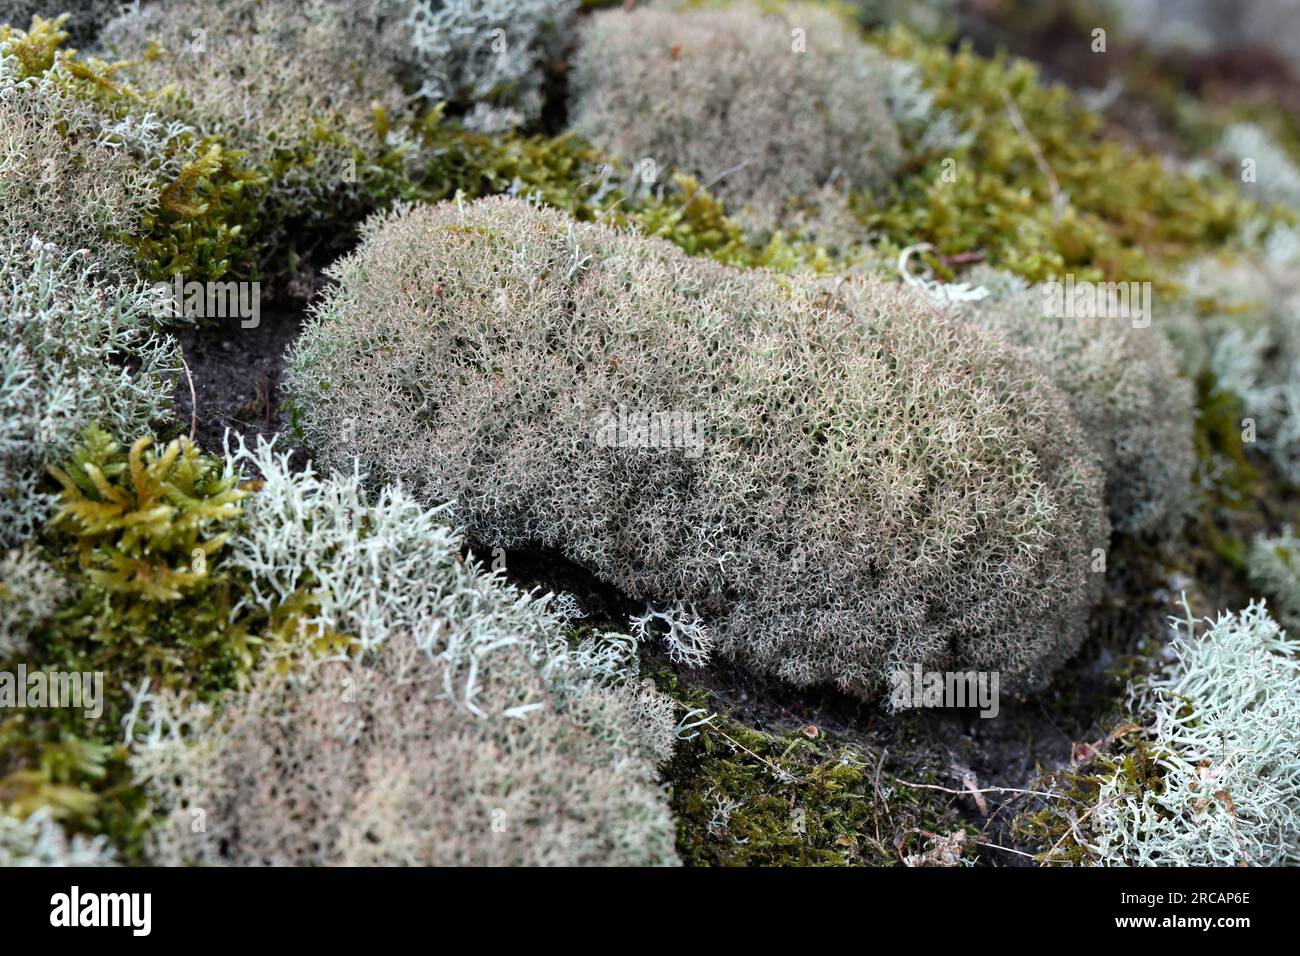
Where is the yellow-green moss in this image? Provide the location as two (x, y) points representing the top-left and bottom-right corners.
(1, 427), (260, 858)
(43, 426), (257, 682)
(865, 28), (1252, 289)
(648, 667), (972, 866)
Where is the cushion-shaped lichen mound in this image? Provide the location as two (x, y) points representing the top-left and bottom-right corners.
(287, 196), (1109, 698)
(961, 267), (1196, 539)
(132, 641), (680, 866)
(567, 1), (902, 230)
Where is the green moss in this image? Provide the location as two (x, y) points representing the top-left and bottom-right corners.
(0, 716), (147, 862)
(865, 28), (1252, 289)
(632, 175), (836, 272)
(647, 666), (971, 866)
(406, 119), (603, 212)
(46, 426), (249, 631)
(0, 427), (261, 857)
(130, 139), (266, 282)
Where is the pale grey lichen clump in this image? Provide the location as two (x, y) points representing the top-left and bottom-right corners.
(0, 808), (119, 866)
(568, 2), (903, 230)
(405, 0), (576, 131)
(286, 196), (1109, 699)
(0, 239), (178, 548)
(960, 267), (1196, 538)
(127, 436), (679, 866)
(1248, 529), (1300, 632)
(0, 544), (68, 658)
(1181, 243), (1300, 483)
(630, 602), (714, 670)
(1085, 601), (1300, 867)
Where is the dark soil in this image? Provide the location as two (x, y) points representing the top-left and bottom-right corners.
(170, 309), (306, 464)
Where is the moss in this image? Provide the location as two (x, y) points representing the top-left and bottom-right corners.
(130, 139), (266, 282)
(647, 666), (972, 866)
(33, 425), (259, 697)
(404, 119), (607, 213)
(46, 427), (249, 630)
(632, 175), (836, 272)
(0, 427), (264, 857)
(0, 716), (147, 861)
(1011, 725), (1167, 865)
(6, 9), (1294, 868)
(0, 14), (77, 77)
(865, 28), (1252, 289)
